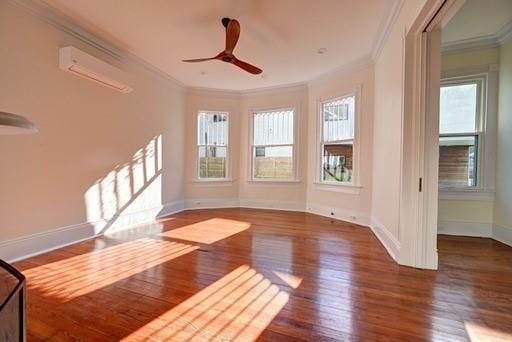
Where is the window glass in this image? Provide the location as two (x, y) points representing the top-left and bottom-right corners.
(252, 109), (294, 180)
(198, 112), (228, 179)
(439, 83), (477, 134)
(439, 136), (477, 187)
(322, 96), (355, 142)
(321, 95), (356, 183)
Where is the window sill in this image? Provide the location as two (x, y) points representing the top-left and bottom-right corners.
(190, 178), (236, 186)
(246, 179), (301, 185)
(313, 182), (362, 194)
(438, 188), (495, 201)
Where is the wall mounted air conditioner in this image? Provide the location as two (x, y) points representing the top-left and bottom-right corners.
(59, 46), (133, 93)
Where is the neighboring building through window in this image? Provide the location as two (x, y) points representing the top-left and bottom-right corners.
(320, 95), (356, 183)
(197, 111), (228, 179)
(252, 108), (294, 180)
(439, 80), (481, 188)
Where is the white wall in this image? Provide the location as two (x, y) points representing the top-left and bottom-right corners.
(0, 1), (185, 259)
(494, 41), (512, 245)
(306, 67), (374, 225)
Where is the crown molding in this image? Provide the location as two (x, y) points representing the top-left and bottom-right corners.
(10, 0), (186, 89)
(442, 20), (512, 55)
(371, 0), (405, 62)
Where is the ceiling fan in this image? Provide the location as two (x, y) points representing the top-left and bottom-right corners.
(182, 18), (262, 75)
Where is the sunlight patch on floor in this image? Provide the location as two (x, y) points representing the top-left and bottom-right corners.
(160, 218), (251, 244)
(273, 271), (303, 289)
(465, 321), (512, 341)
(24, 238), (197, 302)
(124, 265), (290, 341)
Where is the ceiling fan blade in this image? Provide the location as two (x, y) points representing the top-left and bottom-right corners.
(225, 19), (240, 53)
(231, 57), (262, 74)
(182, 57), (216, 63)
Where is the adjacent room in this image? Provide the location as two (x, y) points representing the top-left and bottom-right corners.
(0, 0), (511, 340)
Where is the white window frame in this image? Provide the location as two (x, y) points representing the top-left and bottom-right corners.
(439, 74), (486, 191)
(249, 106), (298, 182)
(316, 88), (361, 189)
(196, 110), (230, 181)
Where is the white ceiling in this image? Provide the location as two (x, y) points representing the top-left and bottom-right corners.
(39, 0), (397, 91)
(442, 0), (512, 43)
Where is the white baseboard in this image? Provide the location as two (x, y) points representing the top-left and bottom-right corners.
(438, 221), (493, 238)
(369, 217), (400, 262)
(306, 203), (370, 226)
(0, 222), (100, 263)
(493, 224), (512, 247)
(0, 200), (185, 263)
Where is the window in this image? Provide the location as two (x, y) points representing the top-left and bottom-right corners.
(197, 111), (228, 179)
(439, 80), (481, 188)
(251, 109), (295, 180)
(320, 95), (356, 183)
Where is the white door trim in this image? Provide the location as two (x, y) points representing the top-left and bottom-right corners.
(399, 0), (466, 269)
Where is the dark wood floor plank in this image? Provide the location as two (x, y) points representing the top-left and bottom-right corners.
(14, 208), (512, 341)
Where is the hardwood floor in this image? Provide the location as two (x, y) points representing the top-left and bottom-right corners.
(14, 208), (512, 341)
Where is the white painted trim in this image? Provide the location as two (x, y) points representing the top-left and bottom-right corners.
(247, 105), (300, 182)
(439, 189), (495, 201)
(493, 224), (512, 247)
(315, 86), (362, 187)
(442, 20), (512, 54)
(369, 217), (401, 262)
(0, 200), (185, 263)
(438, 221), (492, 237)
(372, 0), (405, 61)
(312, 182), (362, 194)
(306, 203), (370, 226)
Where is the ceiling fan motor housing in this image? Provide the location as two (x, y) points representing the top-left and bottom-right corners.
(222, 17), (231, 28)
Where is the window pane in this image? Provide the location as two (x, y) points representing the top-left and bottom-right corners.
(322, 143), (353, 182)
(253, 145), (293, 179)
(440, 83), (477, 134)
(198, 112), (228, 145)
(199, 146), (226, 178)
(322, 96), (355, 142)
(439, 136), (477, 187)
(253, 110), (294, 146)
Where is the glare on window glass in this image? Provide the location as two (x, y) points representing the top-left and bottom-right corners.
(439, 83), (477, 134)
